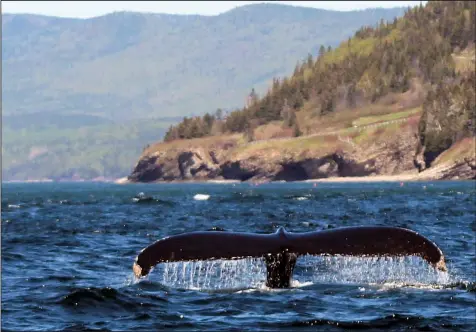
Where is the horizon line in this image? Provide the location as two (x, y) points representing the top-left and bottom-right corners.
(1, 1), (419, 20)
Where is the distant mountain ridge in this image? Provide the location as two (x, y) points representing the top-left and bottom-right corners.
(2, 4), (407, 120)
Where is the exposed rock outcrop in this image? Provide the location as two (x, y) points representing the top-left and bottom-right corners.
(129, 143), (411, 183)
(419, 158), (476, 180)
(129, 148), (222, 182)
(128, 126), (474, 183)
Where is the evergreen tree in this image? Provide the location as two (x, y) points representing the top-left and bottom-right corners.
(164, 0), (475, 151)
(318, 45), (326, 59)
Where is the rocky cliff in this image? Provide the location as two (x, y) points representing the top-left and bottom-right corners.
(127, 121), (476, 183)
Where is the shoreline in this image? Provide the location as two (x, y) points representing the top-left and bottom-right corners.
(119, 161), (475, 184)
(303, 174), (421, 183)
(3, 176), (473, 185)
(118, 175), (474, 185)
(114, 178), (242, 185)
(5, 164), (474, 185)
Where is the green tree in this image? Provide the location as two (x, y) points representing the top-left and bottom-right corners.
(293, 122), (302, 137)
(318, 45), (326, 58)
(215, 108), (223, 121)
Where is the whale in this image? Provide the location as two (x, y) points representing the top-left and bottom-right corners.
(133, 226), (447, 288)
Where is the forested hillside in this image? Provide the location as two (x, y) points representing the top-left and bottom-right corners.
(2, 4), (406, 120)
(2, 4), (408, 181)
(165, 1), (475, 168)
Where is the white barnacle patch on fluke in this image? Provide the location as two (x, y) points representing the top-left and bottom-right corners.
(436, 255), (447, 272)
(133, 261), (142, 278)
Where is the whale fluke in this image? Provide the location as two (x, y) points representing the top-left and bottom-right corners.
(133, 226), (446, 288)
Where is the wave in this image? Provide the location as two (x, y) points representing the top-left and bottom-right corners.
(193, 194), (210, 201)
(132, 197), (175, 206)
(207, 226), (227, 231)
(444, 281), (476, 292)
(1, 252), (27, 262)
(59, 287), (119, 305)
(2, 200), (102, 211)
(58, 286), (166, 311)
(232, 280), (314, 294)
(130, 279), (170, 292)
(131, 192), (175, 205)
(217, 193), (266, 203)
(45, 199), (99, 206)
(60, 324), (112, 331)
(27, 275), (77, 283)
(284, 194), (312, 201)
(281, 314), (469, 330)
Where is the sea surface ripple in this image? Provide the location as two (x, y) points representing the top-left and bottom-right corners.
(2, 181), (475, 331)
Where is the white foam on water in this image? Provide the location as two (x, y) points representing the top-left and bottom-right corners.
(290, 280), (314, 288)
(193, 194), (210, 201)
(8, 204), (20, 208)
(295, 197), (308, 201)
(123, 273), (140, 287)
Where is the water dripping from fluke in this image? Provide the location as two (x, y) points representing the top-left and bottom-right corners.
(295, 255), (452, 288)
(132, 226), (450, 290)
(157, 258), (267, 291)
(134, 255), (455, 293)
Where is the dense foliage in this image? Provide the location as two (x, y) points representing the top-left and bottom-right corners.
(418, 69), (475, 166)
(165, 1), (475, 165)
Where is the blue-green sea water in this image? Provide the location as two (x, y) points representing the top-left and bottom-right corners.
(2, 181), (475, 331)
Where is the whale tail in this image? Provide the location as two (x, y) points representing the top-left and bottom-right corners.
(133, 226), (446, 288)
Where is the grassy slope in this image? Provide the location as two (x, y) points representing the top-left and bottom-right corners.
(434, 137), (475, 165)
(146, 108), (420, 158)
(351, 108), (420, 127)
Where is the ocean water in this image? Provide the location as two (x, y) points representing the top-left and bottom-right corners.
(1, 181), (475, 331)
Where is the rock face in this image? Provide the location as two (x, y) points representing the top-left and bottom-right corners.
(128, 142), (417, 183)
(219, 152), (375, 182)
(128, 129), (475, 183)
(419, 157), (476, 180)
(129, 148), (222, 182)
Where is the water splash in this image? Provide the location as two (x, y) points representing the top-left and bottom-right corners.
(123, 273), (140, 287)
(194, 194), (210, 201)
(157, 258), (266, 290)
(295, 255), (451, 287)
(148, 255), (455, 291)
